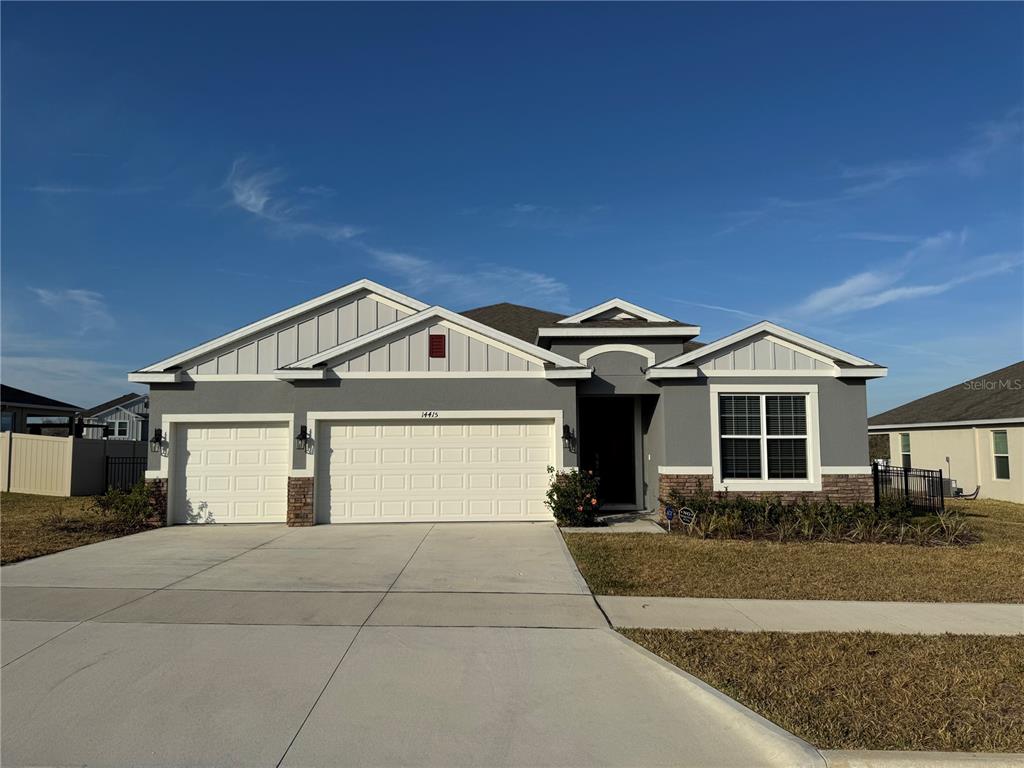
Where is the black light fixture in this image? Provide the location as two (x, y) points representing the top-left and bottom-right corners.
(149, 428), (163, 454)
(562, 424), (575, 451)
(295, 425), (310, 451)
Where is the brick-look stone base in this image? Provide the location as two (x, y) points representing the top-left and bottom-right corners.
(659, 472), (873, 509)
(145, 478), (168, 525)
(287, 477), (315, 526)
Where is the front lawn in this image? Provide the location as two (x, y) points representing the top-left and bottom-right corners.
(565, 499), (1024, 602)
(622, 629), (1024, 753)
(1, 492), (155, 565)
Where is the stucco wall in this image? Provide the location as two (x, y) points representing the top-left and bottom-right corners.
(883, 425), (1022, 503)
(148, 378), (579, 471)
(548, 339), (688, 365)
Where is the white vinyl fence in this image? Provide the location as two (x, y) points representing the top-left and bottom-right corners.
(0, 433), (148, 497)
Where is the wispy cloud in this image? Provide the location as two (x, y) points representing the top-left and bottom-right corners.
(837, 232), (923, 244)
(226, 159), (361, 242)
(363, 245), (571, 311)
(718, 106), (1022, 236)
(0, 355), (133, 408)
(791, 248), (1022, 318)
(31, 288), (115, 334)
(298, 184), (336, 197)
(460, 202), (608, 235)
(669, 299), (769, 322)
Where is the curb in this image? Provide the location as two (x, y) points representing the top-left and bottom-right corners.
(821, 750), (1024, 767)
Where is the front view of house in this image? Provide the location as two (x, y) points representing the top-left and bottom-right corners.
(130, 279), (887, 525)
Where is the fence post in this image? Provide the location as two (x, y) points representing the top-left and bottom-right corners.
(938, 469), (945, 513)
(902, 466), (910, 503)
(872, 463), (880, 509)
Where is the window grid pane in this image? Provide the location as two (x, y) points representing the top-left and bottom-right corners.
(720, 395), (761, 436)
(900, 433), (911, 453)
(993, 431), (1008, 455)
(767, 438), (808, 479)
(721, 438), (761, 479)
(766, 395), (806, 436)
(995, 456), (1011, 480)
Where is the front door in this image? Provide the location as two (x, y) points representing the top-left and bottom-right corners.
(578, 397), (636, 506)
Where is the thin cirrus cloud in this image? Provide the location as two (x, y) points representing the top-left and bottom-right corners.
(226, 159), (361, 242)
(717, 107), (1022, 236)
(31, 287), (115, 334)
(25, 183), (160, 195)
(364, 245), (572, 312)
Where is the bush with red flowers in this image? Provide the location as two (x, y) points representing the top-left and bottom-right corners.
(544, 466), (601, 526)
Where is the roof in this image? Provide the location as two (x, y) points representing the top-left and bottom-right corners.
(460, 303), (567, 343)
(553, 320), (690, 329)
(868, 361), (1024, 428)
(0, 385), (80, 411)
(81, 392), (147, 418)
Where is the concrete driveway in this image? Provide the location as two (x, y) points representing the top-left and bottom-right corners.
(2, 523), (821, 767)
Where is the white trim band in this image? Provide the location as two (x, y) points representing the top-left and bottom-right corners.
(869, 417), (1024, 431)
(658, 466), (713, 475)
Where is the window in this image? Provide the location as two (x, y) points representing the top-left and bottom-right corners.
(993, 430), (1010, 480)
(719, 394), (808, 481)
(107, 420), (129, 438)
(428, 334), (446, 358)
(1, 411), (13, 432)
(900, 433), (911, 469)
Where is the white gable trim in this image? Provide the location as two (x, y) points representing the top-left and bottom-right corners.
(287, 306), (587, 370)
(538, 326), (700, 338)
(136, 279), (427, 373)
(129, 371), (182, 383)
(558, 298), (675, 324)
(579, 344), (657, 368)
(654, 321), (876, 369)
(868, 417), (1024, 431)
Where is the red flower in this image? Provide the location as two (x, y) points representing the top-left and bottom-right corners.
(591, 498), (598, 506)
(577, 506), (584, 512)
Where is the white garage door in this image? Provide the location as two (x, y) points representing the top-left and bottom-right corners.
(173, 422), (289, 524)
(317, 418), (556, 523)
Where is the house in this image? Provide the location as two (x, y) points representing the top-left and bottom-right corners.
(129, 279), (887, 525)
(868, 361), (1023, 503)
(80, 392), (149, 441)
(0, 385), (80, 436)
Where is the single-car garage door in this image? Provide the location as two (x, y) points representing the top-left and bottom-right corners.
(317, 418), (556, 523)
(172, 422), (289, 524)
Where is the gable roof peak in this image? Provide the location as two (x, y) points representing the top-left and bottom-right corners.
(558, 298), (676, 325)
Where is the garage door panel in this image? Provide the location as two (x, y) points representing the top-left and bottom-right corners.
(318, 418), (556, 523)
(173, 422), (288, 524)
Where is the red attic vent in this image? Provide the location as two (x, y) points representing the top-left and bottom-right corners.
(428, 334), (446, 358)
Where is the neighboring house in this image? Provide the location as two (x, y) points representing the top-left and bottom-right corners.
(0, 385), (80, 436)
(80, 392), (149, 441)
(130, 278), (887, 525)
(868, 361), (1024, 503)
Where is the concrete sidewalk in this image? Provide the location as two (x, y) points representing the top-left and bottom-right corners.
(598, 596), (1024, 634)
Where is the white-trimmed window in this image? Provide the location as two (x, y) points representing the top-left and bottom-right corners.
(993, 430), (1010, 480)
(108, 419), (129, 438)
(719, 394), (809, 481)
(899, 433), (911, 469)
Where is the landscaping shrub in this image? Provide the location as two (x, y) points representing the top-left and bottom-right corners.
(660, 482), (975, 546)
(90, 481), (159, 535)
(545, 466), (600, 526)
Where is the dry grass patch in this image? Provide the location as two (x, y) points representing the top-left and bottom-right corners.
(565, 499), (1024, 602)
(1, 492), (154, 564)
(621, 629), (1024, 753)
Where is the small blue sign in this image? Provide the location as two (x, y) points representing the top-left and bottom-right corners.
(665, 506), (675, 520)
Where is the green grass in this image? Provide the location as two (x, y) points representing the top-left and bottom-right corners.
(622, 629), (1024, 753)
(1, 492), (155, 564)
(565, 499), (1024, 602)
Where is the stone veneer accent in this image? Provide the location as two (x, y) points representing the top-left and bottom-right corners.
(145, 478), (168, 524)
(287, 477), (315, 526)
(658, 472), (873, 509)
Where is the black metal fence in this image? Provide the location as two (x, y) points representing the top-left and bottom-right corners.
(105, 456), (147, 492)
(872, 463), (945, 514)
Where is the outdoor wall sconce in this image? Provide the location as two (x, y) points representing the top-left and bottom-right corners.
(295, 425), (310, 452)
(562, 424), (576, 452)
(149, 428), (164, 454)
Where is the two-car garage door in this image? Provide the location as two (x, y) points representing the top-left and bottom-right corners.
(171, 417), (556, 524)
(317, 419), (555, 523)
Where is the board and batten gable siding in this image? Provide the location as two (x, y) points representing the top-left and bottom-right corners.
(333, 322), (543, 374)
(700, 336), (832, 373)
(183, 294), (412, 375)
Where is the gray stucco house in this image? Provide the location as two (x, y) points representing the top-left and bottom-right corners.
(130, 279), (887, 525)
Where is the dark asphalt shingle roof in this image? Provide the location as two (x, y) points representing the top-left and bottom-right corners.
(868, 361), (1024, 426)
(461, 303), (568, 343)
(0, 385), (80, 411)
(81, 393), (147, 418)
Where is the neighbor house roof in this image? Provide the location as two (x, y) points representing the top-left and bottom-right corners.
(868, 361), (1024, 429)
(0, 385), (80, 411)
(461, 303), (567, 343)
(81, 393), (147, 419)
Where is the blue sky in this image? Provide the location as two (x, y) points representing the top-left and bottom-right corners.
(2, 2), (1022, 412)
